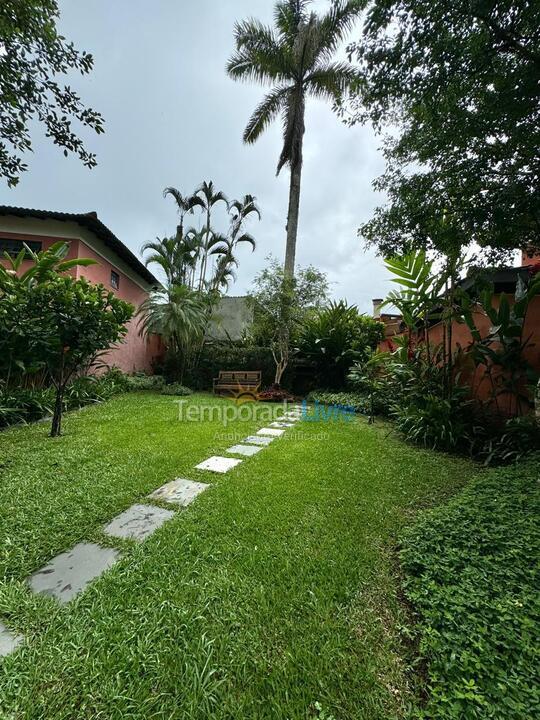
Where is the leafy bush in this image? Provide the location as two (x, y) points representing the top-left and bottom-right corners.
(160, 383), (192, 396)
(0, 368), (133, 429)
(401, 457), (540, 719)
(307, 390), (370, 414)
(393, 390), (474, 452)
(0, 387), (55, 427)
(476, 415), (540, 466)
(125, 374), (165, 391)
(298, 301), (384, 389)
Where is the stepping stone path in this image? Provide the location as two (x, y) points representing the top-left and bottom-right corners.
(226, 443), (263, 457)
(29, 543), (119, 604)
(148, 478), (208, 506)
(18, 399), (308, 628)
(243, 435), (274, 446)
(104, 504), (174, 542)
(257, 427), (285, 437)
(195, 456), (242, 473)
(0, 621), (23, 657)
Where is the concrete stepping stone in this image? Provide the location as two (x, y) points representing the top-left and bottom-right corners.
(226, 443), (263, 457)
(148, 478), (209, 506)
(195, 456), (242, 473)
(257, 428), (285, 437)
(104, 504), (174, 542)
(243, 435), (274, 446)
(0, 622), (23, 657)
(269, 421), (294, 428)
(29, 543), (119, 604)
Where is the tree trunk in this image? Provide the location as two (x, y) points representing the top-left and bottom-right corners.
(50, 386), (64, 437)
(284, 143), (303, 279)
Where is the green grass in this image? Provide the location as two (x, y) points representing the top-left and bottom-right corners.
(0, 393), (472, 719)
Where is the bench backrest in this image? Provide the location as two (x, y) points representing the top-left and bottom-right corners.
(217, 370), (261, 385)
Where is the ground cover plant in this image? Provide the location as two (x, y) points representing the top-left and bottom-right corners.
(401, 456), (540, 719)
(0, 392), (471, 719)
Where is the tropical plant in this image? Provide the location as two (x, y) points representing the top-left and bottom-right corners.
(456, 271), (540, 417)
(195, 181), (229, 290)
(0, 240), (96, 292)
(298, 301), (384, 388)
(138, 284), (208, 382)
(141, 231), (196, 287)
(163, 187), (205, 236)
(227, 0), (362, 277)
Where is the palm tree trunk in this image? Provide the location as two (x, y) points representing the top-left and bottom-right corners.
(284, 143), (303, 278)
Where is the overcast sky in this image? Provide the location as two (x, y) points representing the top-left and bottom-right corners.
(0, 0), (393, 312)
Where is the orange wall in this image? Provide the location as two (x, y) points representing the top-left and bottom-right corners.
(381, 294), (540, 416)
(1, 230), (162, 374)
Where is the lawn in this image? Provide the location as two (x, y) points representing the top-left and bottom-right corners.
(0, 392), (472, 719)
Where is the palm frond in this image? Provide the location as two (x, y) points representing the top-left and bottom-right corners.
(243, 85), (290, 144)
(235, 233), (257, 251)
(314, 0), (363, 64)
(277, 88), (305, 174)
(305, 62), (363, 103)
(274, 0), (311, 43)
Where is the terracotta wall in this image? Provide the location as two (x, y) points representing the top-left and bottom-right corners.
(379, 295), (540, 416)
(75, 239), (162, 374)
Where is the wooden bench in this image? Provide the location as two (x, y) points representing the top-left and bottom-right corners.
(213, 370), (261, 397)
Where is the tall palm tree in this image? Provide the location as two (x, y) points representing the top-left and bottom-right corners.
(227, 0), (362, 277)
(195, 181), (229, 290)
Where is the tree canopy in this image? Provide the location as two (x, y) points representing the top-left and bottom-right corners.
(0, 0), (104, 186)
(347, 0), (540, 260)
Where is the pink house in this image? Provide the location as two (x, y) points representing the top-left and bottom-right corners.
(0, 206), (163, 374)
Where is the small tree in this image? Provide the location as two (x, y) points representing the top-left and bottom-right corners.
(248, 257), (328, 385)
(1, 266), (133, 436)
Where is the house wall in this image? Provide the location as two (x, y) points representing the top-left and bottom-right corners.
(207, 296), (253, 341)
(0, 216), (161, 374)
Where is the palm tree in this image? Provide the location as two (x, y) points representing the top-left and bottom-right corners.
(141, 230), (196, 287)
(137, 284), (208, 381)
(163, 187), (204, 236)
(227, 0), (362, 277)
(195, 181), (229, 290)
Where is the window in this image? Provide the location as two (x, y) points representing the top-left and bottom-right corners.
(110, 270), (120, 290)
(0, 238), (42, 256)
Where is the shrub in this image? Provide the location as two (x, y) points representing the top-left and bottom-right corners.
(392, 390), (474, 453)
(307, 390), (370, 414)
(0, 387), (55, 427)
(0, 368), (132, 429)
(401, 457), (540, 719)
(298, 301), (384, 389)
(476, 415), (540, 466)
(161, 383), (192, 396)
(125, 374), (165, 391)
